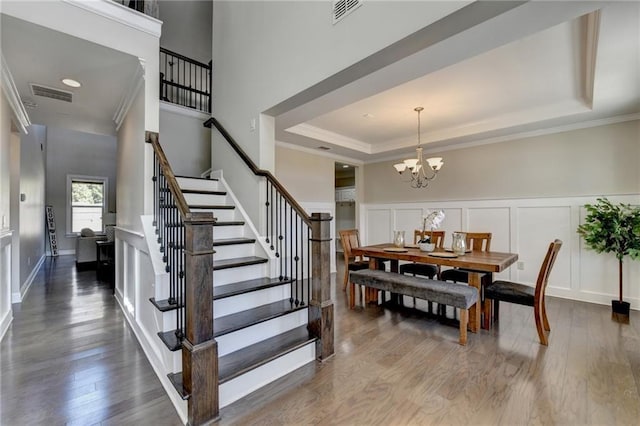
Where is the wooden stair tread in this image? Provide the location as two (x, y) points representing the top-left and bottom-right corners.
(214, 277), (294, 300)
(149, 297), (181, 312)
(164, 220), (244, 228)
(213, 256), (268, 270)
(214, 300), (306, 338)
(182, 189), (226, 196)
(189, 205), (235, 210)
(218, 325), (316, 384)
(213, 237), (255, 246)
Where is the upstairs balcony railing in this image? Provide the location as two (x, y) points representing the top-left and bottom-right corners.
(113, 0), (159, 19)
(160, 47), (212, 114)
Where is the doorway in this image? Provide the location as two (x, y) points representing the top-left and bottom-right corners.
(335, 162), (356, 254)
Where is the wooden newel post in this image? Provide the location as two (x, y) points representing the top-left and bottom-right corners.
(308, 212), (334, 361)
(182, 212), (219, 425)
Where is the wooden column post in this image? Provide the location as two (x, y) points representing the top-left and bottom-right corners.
(182, 212), (218, 425)
(308, 212), (334, 361)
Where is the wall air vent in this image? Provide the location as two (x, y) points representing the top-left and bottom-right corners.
(30, 84), (73, 103)
(333, 0), (362, 25)
(317, 146), (331, 151)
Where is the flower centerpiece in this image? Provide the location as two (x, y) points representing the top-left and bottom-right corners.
(419, 210), (445, 251)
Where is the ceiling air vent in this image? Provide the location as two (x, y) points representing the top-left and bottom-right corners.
(30, 83), (73, 103)
(333, 0), (362, 25)
(317, 146), (331, 151)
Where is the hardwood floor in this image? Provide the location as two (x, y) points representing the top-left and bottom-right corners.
(3, 255), (639, 425)
(218, 258), (640, 425)
(0, 256), (182, 425)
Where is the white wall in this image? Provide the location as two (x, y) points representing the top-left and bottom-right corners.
(117, 88), (146, 233)
(17, 125), (46, 300)
(0, 84), (13, 339)
(159, 103), (211, 177)
(361, 194), (640, 310)
(45, 127), (117, 252)
(274, 145), (334, 203)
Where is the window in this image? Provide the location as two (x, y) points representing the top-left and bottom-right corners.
(67, 175), (108, 234)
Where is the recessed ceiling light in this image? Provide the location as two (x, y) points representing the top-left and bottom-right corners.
(62, 78), (81, 88)
(342, 164), (349, 168)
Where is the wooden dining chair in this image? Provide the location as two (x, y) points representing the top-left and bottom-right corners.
(338, 229), (370, 291)
(399, 230), (446, 279)
(440, 232), (492, 284)
(483, 239), (562, 345)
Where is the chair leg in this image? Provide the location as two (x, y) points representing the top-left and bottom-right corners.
(534, 302), (548, 346)
(349, 281), (355, 309)
(542, 297), (550, 331)
(494, 300), (500, 322)
(343, 269), (349, 291)
(459, 309), (468, 345)
(483, 298), (492, 330)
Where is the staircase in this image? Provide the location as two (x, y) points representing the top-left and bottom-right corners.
(145, 130), (334, 425)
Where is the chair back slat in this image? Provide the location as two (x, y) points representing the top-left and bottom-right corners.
(534, 239), (563, 302)
(413, 230), (446, 248)
(339, 229), (362, 262)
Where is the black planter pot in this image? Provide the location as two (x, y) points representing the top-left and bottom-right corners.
(612, 300), (630, 323)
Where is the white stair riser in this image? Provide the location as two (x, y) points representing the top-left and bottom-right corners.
(176, 177), (220, 192)
(216, 309), (308, 356)
(214, 263), (267, 286)
(214, 225), (245, 240)
(214, 285), (291, 318)
(183, 193), (228, 205)
(191, 208), (236, 221)
(213, 244), (256, 261)
(219, 343), (315, 408)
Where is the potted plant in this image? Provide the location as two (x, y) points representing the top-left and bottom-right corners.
(577, 197), (640, 322)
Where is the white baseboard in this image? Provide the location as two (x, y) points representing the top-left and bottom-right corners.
(114, 291), (188, 424)
(0, 309), (12, 342)
(12, 254), (45, 303)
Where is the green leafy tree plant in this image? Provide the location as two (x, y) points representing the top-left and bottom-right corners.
(577, 198), (640, 311)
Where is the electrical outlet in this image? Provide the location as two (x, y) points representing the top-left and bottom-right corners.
(517, 261), (524, 270)
(249, 118), (256, 132)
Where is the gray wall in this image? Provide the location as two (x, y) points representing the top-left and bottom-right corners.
(159, 0), (212, 63)
(275, 145), (334, 203)
(45, 127), (117, 252)
(19, 125), (46, 287)
(159, 107), (211, 177)
(0, 86), (10, 232)
(364, 120), (640, 203)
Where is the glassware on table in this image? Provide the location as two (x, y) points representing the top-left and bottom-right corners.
(393, 230), (405, 248)
(452, 232), (467, 255)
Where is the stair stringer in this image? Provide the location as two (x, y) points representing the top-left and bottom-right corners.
(210, 170), (279, 279)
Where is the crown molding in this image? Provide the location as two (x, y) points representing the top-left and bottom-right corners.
(285, 123), (372, 154)
(276, 140), (364, 166)
(113, 59), (145, 131)
(1, 54), (30, 134)
(62, 0), (162, 38)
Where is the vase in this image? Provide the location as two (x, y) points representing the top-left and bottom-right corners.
(452, 232), (466, 255)
(393, 230), (405, 248)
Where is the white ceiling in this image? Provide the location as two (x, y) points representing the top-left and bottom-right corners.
(277, 1), (640, 163)
(1, 13), (140, 136)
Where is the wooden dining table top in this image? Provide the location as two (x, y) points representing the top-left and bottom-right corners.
(352, 244), (518, 273)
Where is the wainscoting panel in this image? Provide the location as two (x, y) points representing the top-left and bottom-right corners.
(517, 205), (573, 290)
(468, 207), (511, 252)
(0, 231), (12, 340)
(365, 209), (391, 245)
(361, 194), (640, 309)
(394, 208), (422, 242)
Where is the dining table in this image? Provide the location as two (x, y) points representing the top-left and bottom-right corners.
(351, 243), (518, 331)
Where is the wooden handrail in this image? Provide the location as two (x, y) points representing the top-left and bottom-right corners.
(204, 117), (312, 227)
(160, 47), (212, 70)
(146, 131), (192, 219)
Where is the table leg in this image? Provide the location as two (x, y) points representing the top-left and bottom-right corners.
(467, 272), (482, 333)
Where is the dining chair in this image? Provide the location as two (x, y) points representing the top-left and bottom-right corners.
(338, 229), (370, 291)
(483, 239), (562, 345)
(399, 230), (446, 279)
(440, 232), (492, 284)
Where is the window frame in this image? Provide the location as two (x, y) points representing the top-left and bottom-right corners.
(66, 174), (109, 236)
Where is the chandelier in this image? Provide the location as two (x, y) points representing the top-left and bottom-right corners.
(393, 107), (443, 188)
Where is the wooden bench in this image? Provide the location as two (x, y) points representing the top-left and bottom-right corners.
(349, 269), (479, 345)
